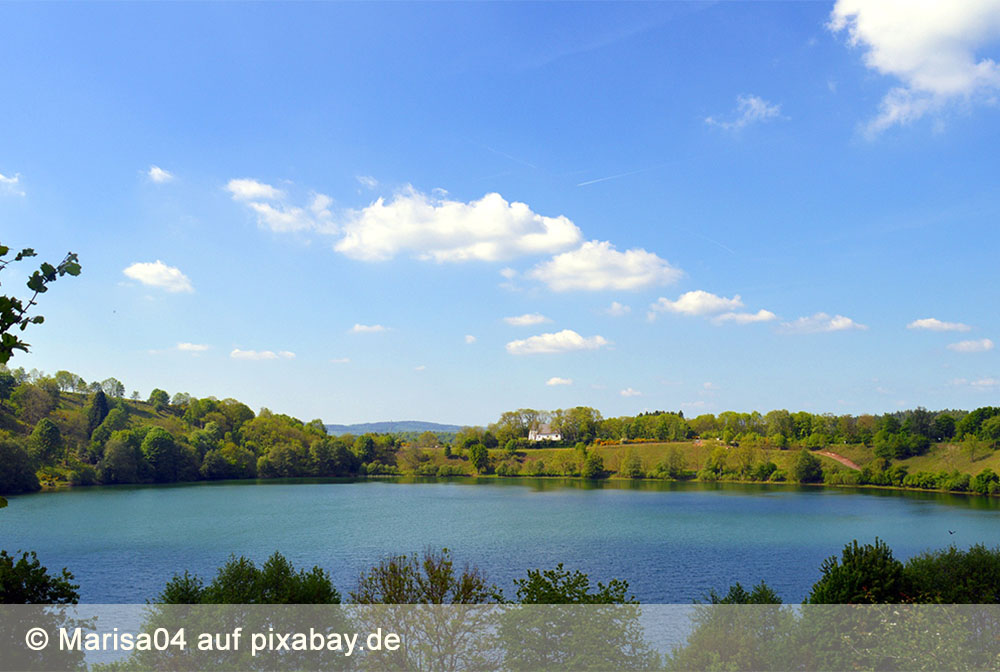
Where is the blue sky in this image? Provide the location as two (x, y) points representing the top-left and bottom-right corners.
(2, 1), (999, 425)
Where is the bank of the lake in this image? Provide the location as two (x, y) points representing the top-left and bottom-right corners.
(5, 477), (1000, 604)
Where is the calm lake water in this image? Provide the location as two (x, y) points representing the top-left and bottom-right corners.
(3, 478), (1000, 603)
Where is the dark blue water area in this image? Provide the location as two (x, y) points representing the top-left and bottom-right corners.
(3, 478), (999, 603)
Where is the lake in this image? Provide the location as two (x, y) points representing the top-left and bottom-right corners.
(3, 478), (1000, 603)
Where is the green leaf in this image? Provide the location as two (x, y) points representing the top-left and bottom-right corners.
(0, 245), (9, 257)
(63, 261), (82, 276)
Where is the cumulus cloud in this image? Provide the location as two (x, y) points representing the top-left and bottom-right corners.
(705, 94), (783, 130)
(227, 178), (333, 233)
(711, 309), (777, 325)
(148, 165), (174, 183)
(531, 240), (681, 292)
(351, 324), (387, 334)
(606, 301), (631, 317)
(464, 334), (477, 344)
(829, 0), (1000, 135)
(948, 338), (994, 353)
(336, 187), (581, 262)
(176, 342), (210, 352)
(649, 290), (744, 318)
(620, 387), (642, 397)
(0, 171), (24, 196)
(546, 377), (573, 386)
(122, 260), (194, 293)
(506, 329), (609, 355)
(504, 313), (551, 327)
(499, 267), (518, 279)
(780, 312), (868, 334)
(907, 317), (972, 331)
(230, 349), (295, 360)
(226, 178), (285, 201)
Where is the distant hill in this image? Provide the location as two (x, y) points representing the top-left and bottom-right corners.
(324, 420), (465, 436)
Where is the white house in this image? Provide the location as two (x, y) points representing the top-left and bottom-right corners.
(528, 424), (562, 442)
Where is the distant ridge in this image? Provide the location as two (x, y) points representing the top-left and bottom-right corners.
(324, 420), (464, 435)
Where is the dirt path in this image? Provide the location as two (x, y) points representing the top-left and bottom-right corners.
(815, 450), (861, 471)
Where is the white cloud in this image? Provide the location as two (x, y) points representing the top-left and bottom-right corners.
(0, 171), (24, 196)
(531, 240), (681, 292)
(228, 178), (334, 233)
(781, 312), (868, 334)
(351, 324), (387, 334)
(972, 377), (999, 388)
(335, 187), (582, 262)
(620, 387), (642, 397)
(230, 349), (295, 360)
(705, 94), (783, 131)
(464, 335), (477, 344)
(907, 317), (972, 332)
(649, 290), (743, 318)
(148, 165), (174, 183)
(606, 301), (631, 317)
(947, 338), (994, 353)
(711, 309), (777, 325)
(122, 260), (194, 293)
(176, 342), (209, 352)
(703, 382), (719, 391)
(226, 178), (285, 201)
(414, 365), (426, 371)
(330, 357), (351, 364)
(547, 377), (573, 386)
(499, 267), (518, 280)
(357, 175), (378, 190)
(504, 313), (551, 327)
(506, 329), (610, 355)
(829, 0), (1000, 135)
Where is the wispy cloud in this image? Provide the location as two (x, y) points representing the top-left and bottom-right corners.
(506, 329), (610, 355)
(351, 324), (387, 334)
(907, 317), (971, 332)
(230, 349), (295, 361)
(705, 94), (782, 131)
(330, 357), (351, 364)
(0, 171), (24, 197)
(357, 175), (378, 190)
(712, 309), (777, 325)
(464, 335), (477, 344)
(148, 165), (174, 183)
(227, 178), (334, 233)
(780, 312), (868, 334)
(122, 260), (194, 293)
(620, 387), (642, 397)
(504, 313), (551, 327)
(948, 338), (994, 353)
(176, 342), (209, 352)
(605, 301), (631, 317)
(546, 377), (573, 386)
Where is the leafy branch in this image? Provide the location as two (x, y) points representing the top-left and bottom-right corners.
(0, 243), (82, 365)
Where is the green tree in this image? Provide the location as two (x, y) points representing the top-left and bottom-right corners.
(0, 244), (81, 365)
(792, 449), (823, 483)
(351, 548), (499, 604)
(86, 389), (110, 436)
(581, 453), (605, 479)
(514, 564), (634, 604)
(0, 550), (79, 603)
(807, 538), (910, 604)
(704, 581), (782, 604)
(141, 427), (183, 482)
(0, 438), (40, 494)
(147, 388), (170, 411)
(158, 551), (340, 604)
(28, 417), (63, 464)
(468, 442), (490, 474)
